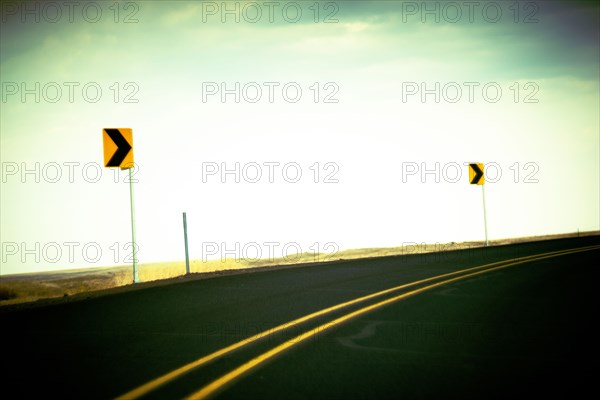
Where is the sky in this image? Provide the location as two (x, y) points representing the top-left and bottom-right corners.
(1, 0), (599, 275)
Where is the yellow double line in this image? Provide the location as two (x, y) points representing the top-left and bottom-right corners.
(117, 245), (600, 400)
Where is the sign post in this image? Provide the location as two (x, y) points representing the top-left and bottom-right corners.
(103, 128), (139, 283)
(469, 162), (489, 246)
(128, 167), (139, 283)
(183, 212), (190, 275)
(481, 184), (489, 247)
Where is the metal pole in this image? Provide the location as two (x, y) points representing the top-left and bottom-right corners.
(129, 167), (139, 283)
(482, 184), (489, 246)
(183, 212), (190, 275)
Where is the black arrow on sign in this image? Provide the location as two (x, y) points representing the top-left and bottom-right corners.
(105, 129), (132, 167)
(469, 163), (484, 184)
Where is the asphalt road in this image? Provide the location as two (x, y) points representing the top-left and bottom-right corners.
(1, 236), (598, 399)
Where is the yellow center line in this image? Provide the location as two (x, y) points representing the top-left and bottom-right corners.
(116, 245), (600, 400)
(185, 245), (600, 400)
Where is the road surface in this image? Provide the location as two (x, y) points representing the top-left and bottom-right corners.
(1, 236), (598, 399)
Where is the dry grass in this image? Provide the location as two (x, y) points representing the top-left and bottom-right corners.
(0, 286), (18, 301)
(1, 230), (597, 306)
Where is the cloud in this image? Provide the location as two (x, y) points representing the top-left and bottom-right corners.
(161, 3), (202, 26)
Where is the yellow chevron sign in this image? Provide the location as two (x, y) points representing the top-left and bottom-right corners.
(469, 163), (484, 185)
(103, 128), (133, 169)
